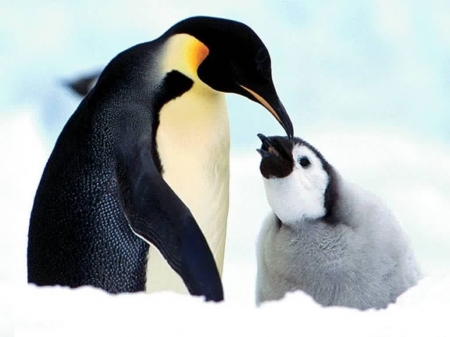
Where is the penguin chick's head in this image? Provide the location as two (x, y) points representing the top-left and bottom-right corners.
(166, 16), (294, 138)
(257, 134), (337, 224)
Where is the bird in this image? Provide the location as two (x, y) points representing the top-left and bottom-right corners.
(255, 134), (421, 309)
(27, 16), (294, 302)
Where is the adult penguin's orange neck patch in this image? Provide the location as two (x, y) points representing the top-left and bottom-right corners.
(188, 37), (209, 70)
(161, 34), (210, 78)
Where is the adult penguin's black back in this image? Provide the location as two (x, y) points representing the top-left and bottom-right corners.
(28, 47), (157, 293)
(28, 16), (293, 301)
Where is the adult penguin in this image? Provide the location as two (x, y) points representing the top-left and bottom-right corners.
(28, 16), (294, 302)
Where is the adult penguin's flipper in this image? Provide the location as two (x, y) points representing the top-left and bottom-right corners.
(116, 137), (224, 302)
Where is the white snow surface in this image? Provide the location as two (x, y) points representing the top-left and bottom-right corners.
(5, 273), (450, 337)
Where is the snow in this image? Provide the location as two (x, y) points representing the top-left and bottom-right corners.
(4, 274), (450, 337)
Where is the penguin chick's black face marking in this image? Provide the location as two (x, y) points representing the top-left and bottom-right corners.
(167, 17), (294, 138)
(257, 134), (339, 224)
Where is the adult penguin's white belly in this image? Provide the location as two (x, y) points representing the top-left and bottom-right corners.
(146, 81), (230, 295)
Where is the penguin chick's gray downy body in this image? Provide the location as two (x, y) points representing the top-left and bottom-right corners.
(27, 16), (294, 302)
(255, 134), (421, 309)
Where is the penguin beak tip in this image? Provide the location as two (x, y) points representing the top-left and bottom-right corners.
(286, 125), (294, 140)
(257, 133), (266, 142)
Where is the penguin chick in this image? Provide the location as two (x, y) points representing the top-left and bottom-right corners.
(255, 134), (422, 310)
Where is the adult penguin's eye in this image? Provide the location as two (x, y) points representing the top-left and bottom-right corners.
(299, 157), (311, 168)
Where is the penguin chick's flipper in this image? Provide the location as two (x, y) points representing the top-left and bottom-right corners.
(116, 136), (224, 302)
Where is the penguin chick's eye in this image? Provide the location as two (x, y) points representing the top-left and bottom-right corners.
(299, 157), (311, 168)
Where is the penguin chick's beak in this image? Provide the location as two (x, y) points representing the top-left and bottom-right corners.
(256, 133), (293, 161)
(257, 133), (281, 158)
(257, 133), (294, 179)
(240, 85), (294, 139)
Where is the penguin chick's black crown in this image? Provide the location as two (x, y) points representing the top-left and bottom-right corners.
(165, 16), (294, 138)
(257, 133), (339, 223)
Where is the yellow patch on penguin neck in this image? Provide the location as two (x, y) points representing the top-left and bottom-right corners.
(161, 34), (210, 82)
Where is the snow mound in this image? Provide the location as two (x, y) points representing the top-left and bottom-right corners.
(5, 272), (450, 337)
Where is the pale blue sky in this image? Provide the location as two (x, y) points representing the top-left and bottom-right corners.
(1, 0), (449, 149)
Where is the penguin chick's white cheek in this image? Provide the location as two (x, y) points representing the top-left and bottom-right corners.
(263, 145), (329, 224)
